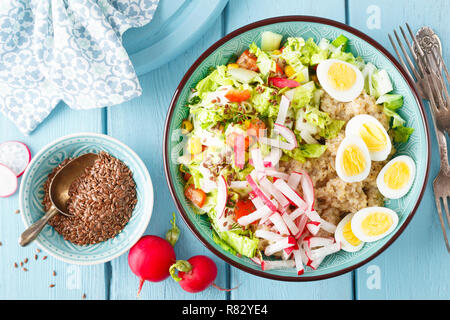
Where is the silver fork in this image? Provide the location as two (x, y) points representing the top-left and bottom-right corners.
(389, 24), (450, 253)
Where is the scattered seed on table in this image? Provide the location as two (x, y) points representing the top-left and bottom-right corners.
(23, 268), (28, 272)
(14, 263), (18, 268)
(15, 209), (20, 214)
(43, 256), (47, 260)
(24, 258), (28, 263)
(0, 241), (3, 246)
(82, 294), (86, 300)
(36, 248), (41, 253)
(34, 254), (38, 260)
(20, 262), (23, 267)
(52, 271), (56, 276)
(49, 284), (55, 288)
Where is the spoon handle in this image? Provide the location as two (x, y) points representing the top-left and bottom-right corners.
(19, 207), (59, 247)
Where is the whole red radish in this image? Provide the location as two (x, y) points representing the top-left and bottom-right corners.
(128, 235), (176, 296)
(170, 255), (218, 293)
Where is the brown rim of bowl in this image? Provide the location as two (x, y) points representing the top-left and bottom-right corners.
(163, 15), (431, 281)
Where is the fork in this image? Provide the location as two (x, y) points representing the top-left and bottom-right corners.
(389, 24), (450, 253)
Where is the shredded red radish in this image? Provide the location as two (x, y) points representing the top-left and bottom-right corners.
(273, 123), (297, 150)
(264, 237), (295, 256)
(275, 95), (290, 125)
(254, 229), (284, 242)
(216, 176), (227, 219)
(261, 259), (296, 271)
(0, 141), (31, 177)
(299, 170), (315, 210)
(264, 168), (289, 181)
(259, 177), (289, 208)
(269, 212), (290, 235)
(310, 242), (341, 260)
(0, 163), (18, 198)
(290, 207), (304, 220)
(287, 171), (302, 190)
(251, 196), (265, 210)
(309, 256), (325, 270)
(234, 134), (246, 169)
(250, 148), (265, 175)
(292, 249), (305, 275)
(281, 212), (299, 235)
(295, 214), (309, 239)
(273, 179), (308, 211)
(237, 205), (272, 226)
(263, 148), (282, 168)
(246, 174), (278, 212)
(319, 218), (337, 234)
(303, 236), (334, 248)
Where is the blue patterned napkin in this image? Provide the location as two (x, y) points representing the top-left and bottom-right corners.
(0, 0), (159, 135)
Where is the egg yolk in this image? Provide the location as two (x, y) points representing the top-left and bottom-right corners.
(361, 212), (393, 236)
(384, 161), (410, 190)
(343, 221), (361, 246)
(359, 122), (387, 152)
(342, 144), (366, 176)
(327, 62), (357, 91)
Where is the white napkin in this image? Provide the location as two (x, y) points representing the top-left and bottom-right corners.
(0, 0), (159, 135)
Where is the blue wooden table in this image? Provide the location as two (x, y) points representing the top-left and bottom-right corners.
(1, 0), (449, 300)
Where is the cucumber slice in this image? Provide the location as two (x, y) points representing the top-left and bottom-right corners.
(261, 31), (283, 52)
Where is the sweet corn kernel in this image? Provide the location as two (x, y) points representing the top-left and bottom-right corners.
(285, 65), (295, 78)
(227, 63), (239, 69)
(188, 137), (202, 155)
(272, 49), (281, 55)
(181, 119), (193, 133)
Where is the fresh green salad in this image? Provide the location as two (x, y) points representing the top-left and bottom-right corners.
(177, 31), (414, 274)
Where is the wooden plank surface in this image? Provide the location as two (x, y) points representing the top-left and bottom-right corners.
(0, 104), (107, 299)
(348, 0), (450, 300)
(0, 0), (449, 300)
(224, 0), (353, 300)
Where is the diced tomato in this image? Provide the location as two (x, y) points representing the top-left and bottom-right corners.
(274, 64), (285, 76)
(184, 185), (207, 208)
(236, 50), (259, 72)
(225, 89), (251, 102)
(246, 119), (266, 138)
(269, 77), (300, 88)
(183, 173), (192, 181)
(234, 199), (257, 223)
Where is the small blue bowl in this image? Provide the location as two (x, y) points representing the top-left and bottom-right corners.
(19, 133), (154, 265)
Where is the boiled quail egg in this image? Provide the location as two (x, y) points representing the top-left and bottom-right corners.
(376, 155), (416, 199)
(335, 213), (365, 252)
(316, 59), (364, 102)
(345, 114), (392, 161)
(351, 207), (398, 242)
(335, 135), (371, 183)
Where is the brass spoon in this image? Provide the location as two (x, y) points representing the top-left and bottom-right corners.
(19, 153), (99, 247)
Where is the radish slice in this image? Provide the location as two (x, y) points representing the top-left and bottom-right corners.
(287, 171), (302, 190)
(254, 229), (284, 242)
(281, 212), (299, 235)
(0, 141), (31, 177)
(263, 148), (282, 168)
(250, 257), (262, 265)
(264, 236), (295, 256)
(246, 174), (278, 212)
(234, 134), (246, 169)
(309, 256), (325, 270)
(216, 176), (228, 219)
(269, 212), (290, 235)
(0, 164), (18, 197)
(292, 249), (305, 275)
(275, 95), (290, 126)
(295, 214), (309, 239)
(290, 207), (304, 220)
(310, 242), (341, 260)
(303, 236), (334, 248)
(259, 123), (298, 151)
(261, 259), (296, 271)
(281, 249), (292, 261)
(251, 196), (264, 210)
(300, 170), (315, 209)
(319, 218), (337, 234)
(273, 179), (308, 211)
(259, 177), (289, 208)
(306, 220), (321, 235)
(237, 205), (272, 226)
(250, 148), (265, 175)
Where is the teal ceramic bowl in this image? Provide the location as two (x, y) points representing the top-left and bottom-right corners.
(164, 16), (430, 281)
(19, 133), (154, 265)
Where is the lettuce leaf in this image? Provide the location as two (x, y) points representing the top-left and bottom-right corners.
(376, 94), (403, 110)
(249, 42), (277, 76)
(218, 229), (259, 258)
(282, 143), (327, 162)
(195, 65), (234, 99)
(303, 106), (345, 139)
(383, 107), (406, 128)
(291, 81), (315, 109)
(251, 86), (279, 118)
(393, 126), (414, 143)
